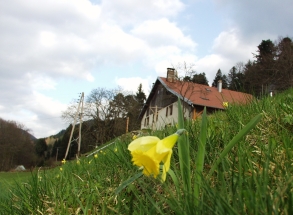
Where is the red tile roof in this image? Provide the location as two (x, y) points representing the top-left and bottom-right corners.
(159, 77), (253, 109)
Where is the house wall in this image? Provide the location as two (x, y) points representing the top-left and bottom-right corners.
(140, 79), (212, 130)
(140, 101), (192, 130)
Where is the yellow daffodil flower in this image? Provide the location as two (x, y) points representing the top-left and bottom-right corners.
(61, 159), (66, 164)
(223, 102), (229, 108)
(94, 154), (98, 159)
(128, 129), (185, 181)
(132, 135), (137, 140)
(60, 167), (63, 171)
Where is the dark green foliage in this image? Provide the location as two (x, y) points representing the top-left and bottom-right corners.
(35, 138), (48, 157)
(184, 72), (209, 86)
(212, 69), (228, 88)
(227, 66), (245, 91)
(243, 37), (293, 96)
(256, 39), (275, 64)
(136, 83), (146, 109)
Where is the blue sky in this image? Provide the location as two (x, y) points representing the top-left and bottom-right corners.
(0, 0), (292, 138)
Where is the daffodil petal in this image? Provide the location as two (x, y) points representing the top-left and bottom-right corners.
(128, 136), (160, 152)
(161, 167), (167, 182)
(131, 148), (160, 178)
(145, 146), (166, 162)
(160, 151), (173, 182)
(156, 134), (178, 154)
(162, 150), (172, 173)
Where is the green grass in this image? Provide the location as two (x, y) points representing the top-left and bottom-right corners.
(1, 88), (293, 214)
(0, 171), (32, 197)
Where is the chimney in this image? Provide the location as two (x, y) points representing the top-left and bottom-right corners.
(217, 80), (222, 93)
(167, 68), (175, 82)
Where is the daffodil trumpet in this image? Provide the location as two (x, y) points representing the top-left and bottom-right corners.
(128, 129), (185, 181)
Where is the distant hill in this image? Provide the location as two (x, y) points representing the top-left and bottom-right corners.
(54, 129), (66, 138)
(21, 129), (37, 141)
(45, 129), (66, 146)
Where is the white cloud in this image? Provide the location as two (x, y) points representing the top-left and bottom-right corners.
(155, 54), (198, 77)
(194, 54), (228, 84)
(115, 77), (152, 95)
(92, 24), (147, 64)
(29, 75), (57, 91)
(0, 0), (197, 137)
(23, 92), (68, 138)
(100, 0), (185, 26)
(0, 91), (68, 138)
(131, 18), (196, 49)
(212, 29), (255, 61)
(0, 0), (191, 83)
(191, 28), (261, 84)
(0, 0), (102, 80)
(29, 92), (68, 116)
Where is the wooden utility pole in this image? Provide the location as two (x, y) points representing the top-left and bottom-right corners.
(126, 117), (129, 133)
(56, 147), (60, 162)
(77, 92), (84, 157)
(64, 92), (84, 160)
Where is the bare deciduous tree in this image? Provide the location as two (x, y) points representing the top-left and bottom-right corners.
(0, 118), (35, 171)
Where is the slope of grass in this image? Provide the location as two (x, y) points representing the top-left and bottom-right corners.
(1, 89), (293, 214)
(0, 171), (32, 198)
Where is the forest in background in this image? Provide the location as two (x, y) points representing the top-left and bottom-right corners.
(183, 37), (293, 97)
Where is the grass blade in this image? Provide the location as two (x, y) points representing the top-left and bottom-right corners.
(194, 107), (207, 206)
(207, 113), (262, 178)
(114, 172), (143, 195)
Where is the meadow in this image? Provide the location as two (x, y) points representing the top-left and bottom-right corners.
(1, 89), (293, 214)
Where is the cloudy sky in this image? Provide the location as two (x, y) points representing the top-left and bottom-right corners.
(0, 0), (292, 138)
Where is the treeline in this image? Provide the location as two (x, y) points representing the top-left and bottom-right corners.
(185, 36), (293, 97)
(0, 84), (146, 169)
(35, 84), (147, 162)
(0, 118), (36, 171)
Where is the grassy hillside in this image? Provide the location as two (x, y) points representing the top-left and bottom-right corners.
(0, 172), (32, 199)
(1, 89), (293, 214)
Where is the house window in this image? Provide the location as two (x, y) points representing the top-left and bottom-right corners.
(144, 117), (150, 126)
(169, 104), (173, 115)
(156, 112), (158, 121)
(166, 107), (169, 117)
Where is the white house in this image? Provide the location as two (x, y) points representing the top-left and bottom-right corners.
(139, 68), (253, 130)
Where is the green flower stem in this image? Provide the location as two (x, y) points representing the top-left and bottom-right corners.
(177, 98), (191, 193)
